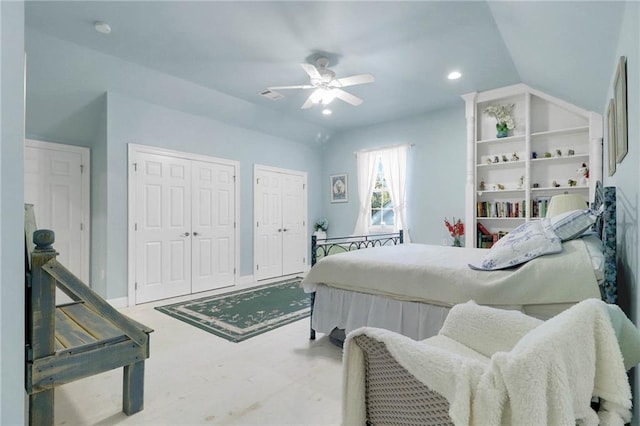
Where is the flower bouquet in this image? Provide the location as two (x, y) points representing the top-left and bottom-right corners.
(484, 104), (515, 138)
(444, 217), (464, 247)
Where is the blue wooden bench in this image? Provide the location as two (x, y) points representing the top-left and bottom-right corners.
(24, 206), (152, 426)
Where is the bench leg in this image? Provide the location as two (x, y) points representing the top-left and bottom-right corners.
(29, 390), (54, 426)
(123, 361), (145, 415)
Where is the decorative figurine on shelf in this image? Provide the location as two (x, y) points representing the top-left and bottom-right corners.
(518, 176), (524, 189)
(532, 183), (540, 188)
(532, 151), (538, 159)
(556, 149), (562, 157)
(484, 104), (515, 138)
(479, 181), (486, 191)
(544, 152), (552, 158)
(497, 183), (505, 190)
(486, 158), (493, 165)
(511, 152), (519, 161)
(568, 149), (575, 156)
(493, 156), (500, 163)
(502, 155), (508, 162)
(568, 179), (577, 187)
(577, 163), (589, 186)
(553, 180), (560, 188)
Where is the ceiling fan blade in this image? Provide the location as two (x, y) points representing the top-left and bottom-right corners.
(334, 73), (375, 87)
(268, 85), (314, 90)
(333, 88), (363, 106)
(301, 89), (323, 109)
(300, 63), (321, 80)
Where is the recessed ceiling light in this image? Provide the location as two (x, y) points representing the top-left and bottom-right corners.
(322, 108), (332, 116)
(447, 71), (462, 80)
(94, 21), (111, 34)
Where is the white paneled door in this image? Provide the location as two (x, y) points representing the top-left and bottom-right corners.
(191, 160), (235, 293)
(254, 166), (307, 281)
(132, 148), (237, 304)
(24, 140), (90, 283)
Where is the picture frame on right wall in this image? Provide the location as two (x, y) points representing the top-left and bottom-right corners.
(614, 56), (627, 164)
(607, 98), (616, 176)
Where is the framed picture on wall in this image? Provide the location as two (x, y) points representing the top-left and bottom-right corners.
(607, 98), (616, 176)
(614, 56), (627, 163)
(330, 174), (348, 203)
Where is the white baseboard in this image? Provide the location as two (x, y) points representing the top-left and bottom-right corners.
(108, 297), (128, 308)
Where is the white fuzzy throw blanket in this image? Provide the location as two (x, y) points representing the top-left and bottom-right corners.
(343, 299), (640, 426)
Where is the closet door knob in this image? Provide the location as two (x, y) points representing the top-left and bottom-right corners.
(277, 228), (283, 232)
(283, 228), (288, 232)
(180, 232), (190, 237)
(193, 232), (199, 236)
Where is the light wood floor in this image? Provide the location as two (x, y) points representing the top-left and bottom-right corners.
(53, 283), (343, 425)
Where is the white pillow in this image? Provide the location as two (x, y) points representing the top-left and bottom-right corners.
(580, 233), (605, 281)
(469, 220), (562, 271)
(544, 208), (596, 241)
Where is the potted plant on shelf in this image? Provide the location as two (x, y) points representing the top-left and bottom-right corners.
(484, 104), (515, 138)
(314, 218), (328, 240)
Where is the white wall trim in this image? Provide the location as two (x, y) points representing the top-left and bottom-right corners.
(25, 139), (91, 283)
(127, 143), (241, 306)
(107, 297), (128, 309)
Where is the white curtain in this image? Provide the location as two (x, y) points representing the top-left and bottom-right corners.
(380, 145), (410, 242)
(352, 150), (378, 236)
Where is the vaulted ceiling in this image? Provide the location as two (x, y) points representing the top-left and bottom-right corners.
(25, 1), (625, 143)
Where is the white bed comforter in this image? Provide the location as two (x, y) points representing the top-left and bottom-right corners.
(302, 240), (599, 307)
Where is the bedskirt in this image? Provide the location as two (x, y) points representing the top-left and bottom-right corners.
(312, 284), (577, 341)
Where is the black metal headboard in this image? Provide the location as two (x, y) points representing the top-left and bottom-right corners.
(591, 181), (617, 304)
(310, 230), (404, 266)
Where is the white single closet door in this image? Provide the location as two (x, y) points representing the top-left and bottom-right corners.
(191, 160), (236, 293)
(24, 141), (89, 282)
(255, 169), (284, 280)
(281, 173), (305, 275)
(135, 152), (192, 303)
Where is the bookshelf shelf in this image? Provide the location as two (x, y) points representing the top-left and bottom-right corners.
(463, 84), (603, 248)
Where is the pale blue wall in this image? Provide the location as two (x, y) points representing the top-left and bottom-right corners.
(322, 107), (467, 245)
(24, 29), (324, 299)
(604, 2), (640, 422)
(0, 2), (26, 424)
(105, 92), (323, 297)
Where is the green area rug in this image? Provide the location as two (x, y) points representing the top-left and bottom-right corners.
(155, 277), (308, 342)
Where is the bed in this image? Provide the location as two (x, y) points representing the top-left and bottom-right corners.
(303, 181), (616, 342)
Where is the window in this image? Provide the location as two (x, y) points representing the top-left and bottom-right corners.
(370, 158), (394, 228)
(353, 145), (410, 241)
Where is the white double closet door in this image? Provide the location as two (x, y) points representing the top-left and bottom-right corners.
(131, 146), (237, 304)
(254, 165), (307, 281)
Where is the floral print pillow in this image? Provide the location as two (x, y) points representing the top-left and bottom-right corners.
(469, 220), (562, 270)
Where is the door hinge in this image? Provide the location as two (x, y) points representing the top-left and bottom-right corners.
(234, 267), (236, 274)
(256, 265), (259, 270)
(80, 164), (85, 174)
(256, 178), (260, 184)
(303, 257), (306, 264)
(233, 175), (236, 182)
(256, 221), (259, 228)
(80, 223), (84, 231)
(135, 282), (138, 290)
(135, 223), (138, 231)
(303, 183), (306, 190)
(133, 162), (138, 172)
(234, 222), (236, 229)
(303, 220), (305, 227)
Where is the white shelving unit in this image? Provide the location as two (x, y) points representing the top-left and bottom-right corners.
(462, 84), (602, 248)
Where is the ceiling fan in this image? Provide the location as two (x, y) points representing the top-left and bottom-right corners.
(265, 57), (375, 109)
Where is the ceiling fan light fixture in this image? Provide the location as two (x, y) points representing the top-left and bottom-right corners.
(322, 108), (332, 116)
(321, 89), (337, 105)
(447, 70), (462, 80)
